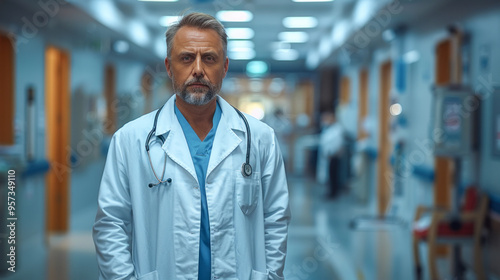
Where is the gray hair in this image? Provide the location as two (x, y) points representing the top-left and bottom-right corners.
(165, 12), (228, 58)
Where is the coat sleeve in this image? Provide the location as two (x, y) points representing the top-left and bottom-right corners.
(93, 132), (136, 280)
(260, 129), (291, 279)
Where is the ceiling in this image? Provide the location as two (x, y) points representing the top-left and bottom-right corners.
(1, 0), (360, 73)
(78, 0), (360, 73)
(2, 0), (500, 74)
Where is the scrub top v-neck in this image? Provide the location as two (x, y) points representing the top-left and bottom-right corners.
(174, 101), (222, 280)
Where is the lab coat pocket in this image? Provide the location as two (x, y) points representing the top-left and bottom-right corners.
(137, 270), (159, 280)
(251, 269), (269, 280)
(235, 170), (260, 215)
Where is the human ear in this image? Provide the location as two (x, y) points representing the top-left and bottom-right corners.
(165, 57), (172, 78)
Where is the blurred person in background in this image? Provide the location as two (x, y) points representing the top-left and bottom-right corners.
(93, 12), (290, 280)
(317, 111), (344, 198)
(264, 108), (292, 169)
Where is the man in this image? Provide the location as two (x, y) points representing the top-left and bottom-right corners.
(93, 12), (290, 280)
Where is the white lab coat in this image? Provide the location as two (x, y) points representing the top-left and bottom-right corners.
(93, 95), (291, 280)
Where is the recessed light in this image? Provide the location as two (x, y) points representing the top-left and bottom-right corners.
(216, 10), (253, 22)
(306, 51), (320, 69)
(129, 20), (150, 46)
(113, 40), (129, 54)
(403, 50), (420, 64)
(228, 48), (256, 60)
(228, 40), (255, 50)
(226, 28), (255, 40)
(278, 32), (309, 43)
(283, 17), (318, 28)
(246, 61), (269, 76)
(390, 103), (403, 116)
(292, 0), (333, 2)
(273, 49), (300, 61)
(159, 16), (180, 27)
(139, 0), (178, 2)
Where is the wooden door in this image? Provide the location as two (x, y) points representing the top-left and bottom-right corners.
(358, 69), (369, 140)
(104, 64), (116, 134)
(45, 46), (71, 233)
(377, 61), (392, 216)
(340, 76), (351, 105)
(434, 39), (455, 210)
(0, 33), (15, 145)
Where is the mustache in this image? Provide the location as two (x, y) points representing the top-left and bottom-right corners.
(185, 77), (211, 87)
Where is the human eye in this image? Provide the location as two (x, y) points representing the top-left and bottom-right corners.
(204, 55), (216, 63)
(180, 55), (193, 62)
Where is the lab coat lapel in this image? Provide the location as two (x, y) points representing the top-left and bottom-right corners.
(156, 95), (198, 183)
(162, 128), (198, 183)
(207, 96), (245, 176)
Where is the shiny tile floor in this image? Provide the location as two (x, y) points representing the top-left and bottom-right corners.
(285, 175), (413, 280)
(2, 162), (421, 280)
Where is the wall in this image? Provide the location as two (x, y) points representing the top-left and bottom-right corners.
(3, 24), (165, 240)
(337, 5), (500, 221)
(14, 35), (47, 240)
(465, 9), (500, 196)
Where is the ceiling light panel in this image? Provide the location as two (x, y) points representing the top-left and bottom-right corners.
(226, 28), (255, 40)
(139, 0), (178, 2)
(228, 48), (256, 60)
(246, 61), (269, 76)
(278, 32), (309, 43)
(159, 16), (180, 26)
(273, 49), (300, 61)
(216, 10), (253, 22)
(292, 0), (333, 2)
(283, 17), (318, 28)
(228, 40), (255, 50)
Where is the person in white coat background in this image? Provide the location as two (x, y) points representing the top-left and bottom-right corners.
(92, 12), (291, 280)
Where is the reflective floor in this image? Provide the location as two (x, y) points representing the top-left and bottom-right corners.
(285, 174), (413, 280)
(1, 160), (487, 280)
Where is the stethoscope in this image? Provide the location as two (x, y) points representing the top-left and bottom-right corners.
(146, 104), (253, 188)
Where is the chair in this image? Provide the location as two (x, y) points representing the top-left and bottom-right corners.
(412, 186), (489, 280)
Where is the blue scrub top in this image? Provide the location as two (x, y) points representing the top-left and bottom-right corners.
(174, 101), (221, 280)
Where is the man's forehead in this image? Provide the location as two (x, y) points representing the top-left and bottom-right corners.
(172, 26), (223, 52)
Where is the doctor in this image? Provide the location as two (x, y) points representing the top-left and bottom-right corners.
(93, 12), (290, 280)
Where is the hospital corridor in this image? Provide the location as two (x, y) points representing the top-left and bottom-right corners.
(1, 0), (500, 279)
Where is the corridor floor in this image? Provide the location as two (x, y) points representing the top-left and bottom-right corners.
(2, 171), (417, 280)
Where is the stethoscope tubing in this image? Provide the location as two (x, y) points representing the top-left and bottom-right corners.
(146, 102), (252, 187)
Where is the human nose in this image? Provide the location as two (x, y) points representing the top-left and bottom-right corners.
(192, 55), (204, 78)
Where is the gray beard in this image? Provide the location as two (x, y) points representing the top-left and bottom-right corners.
(173, 76), (219, 106)
(178, 87), (217, 106)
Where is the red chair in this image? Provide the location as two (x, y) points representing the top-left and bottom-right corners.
(413, 186), (489, 280)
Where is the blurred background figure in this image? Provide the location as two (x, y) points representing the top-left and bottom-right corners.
(317, 111), (344, 198)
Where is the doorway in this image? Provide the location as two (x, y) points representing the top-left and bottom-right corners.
(45, 46), (71, 233)
(0, 32), (15, 145)
(377, 61), (393, 216)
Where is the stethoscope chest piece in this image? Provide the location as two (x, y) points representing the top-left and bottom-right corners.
(241, 162), (252, 177)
